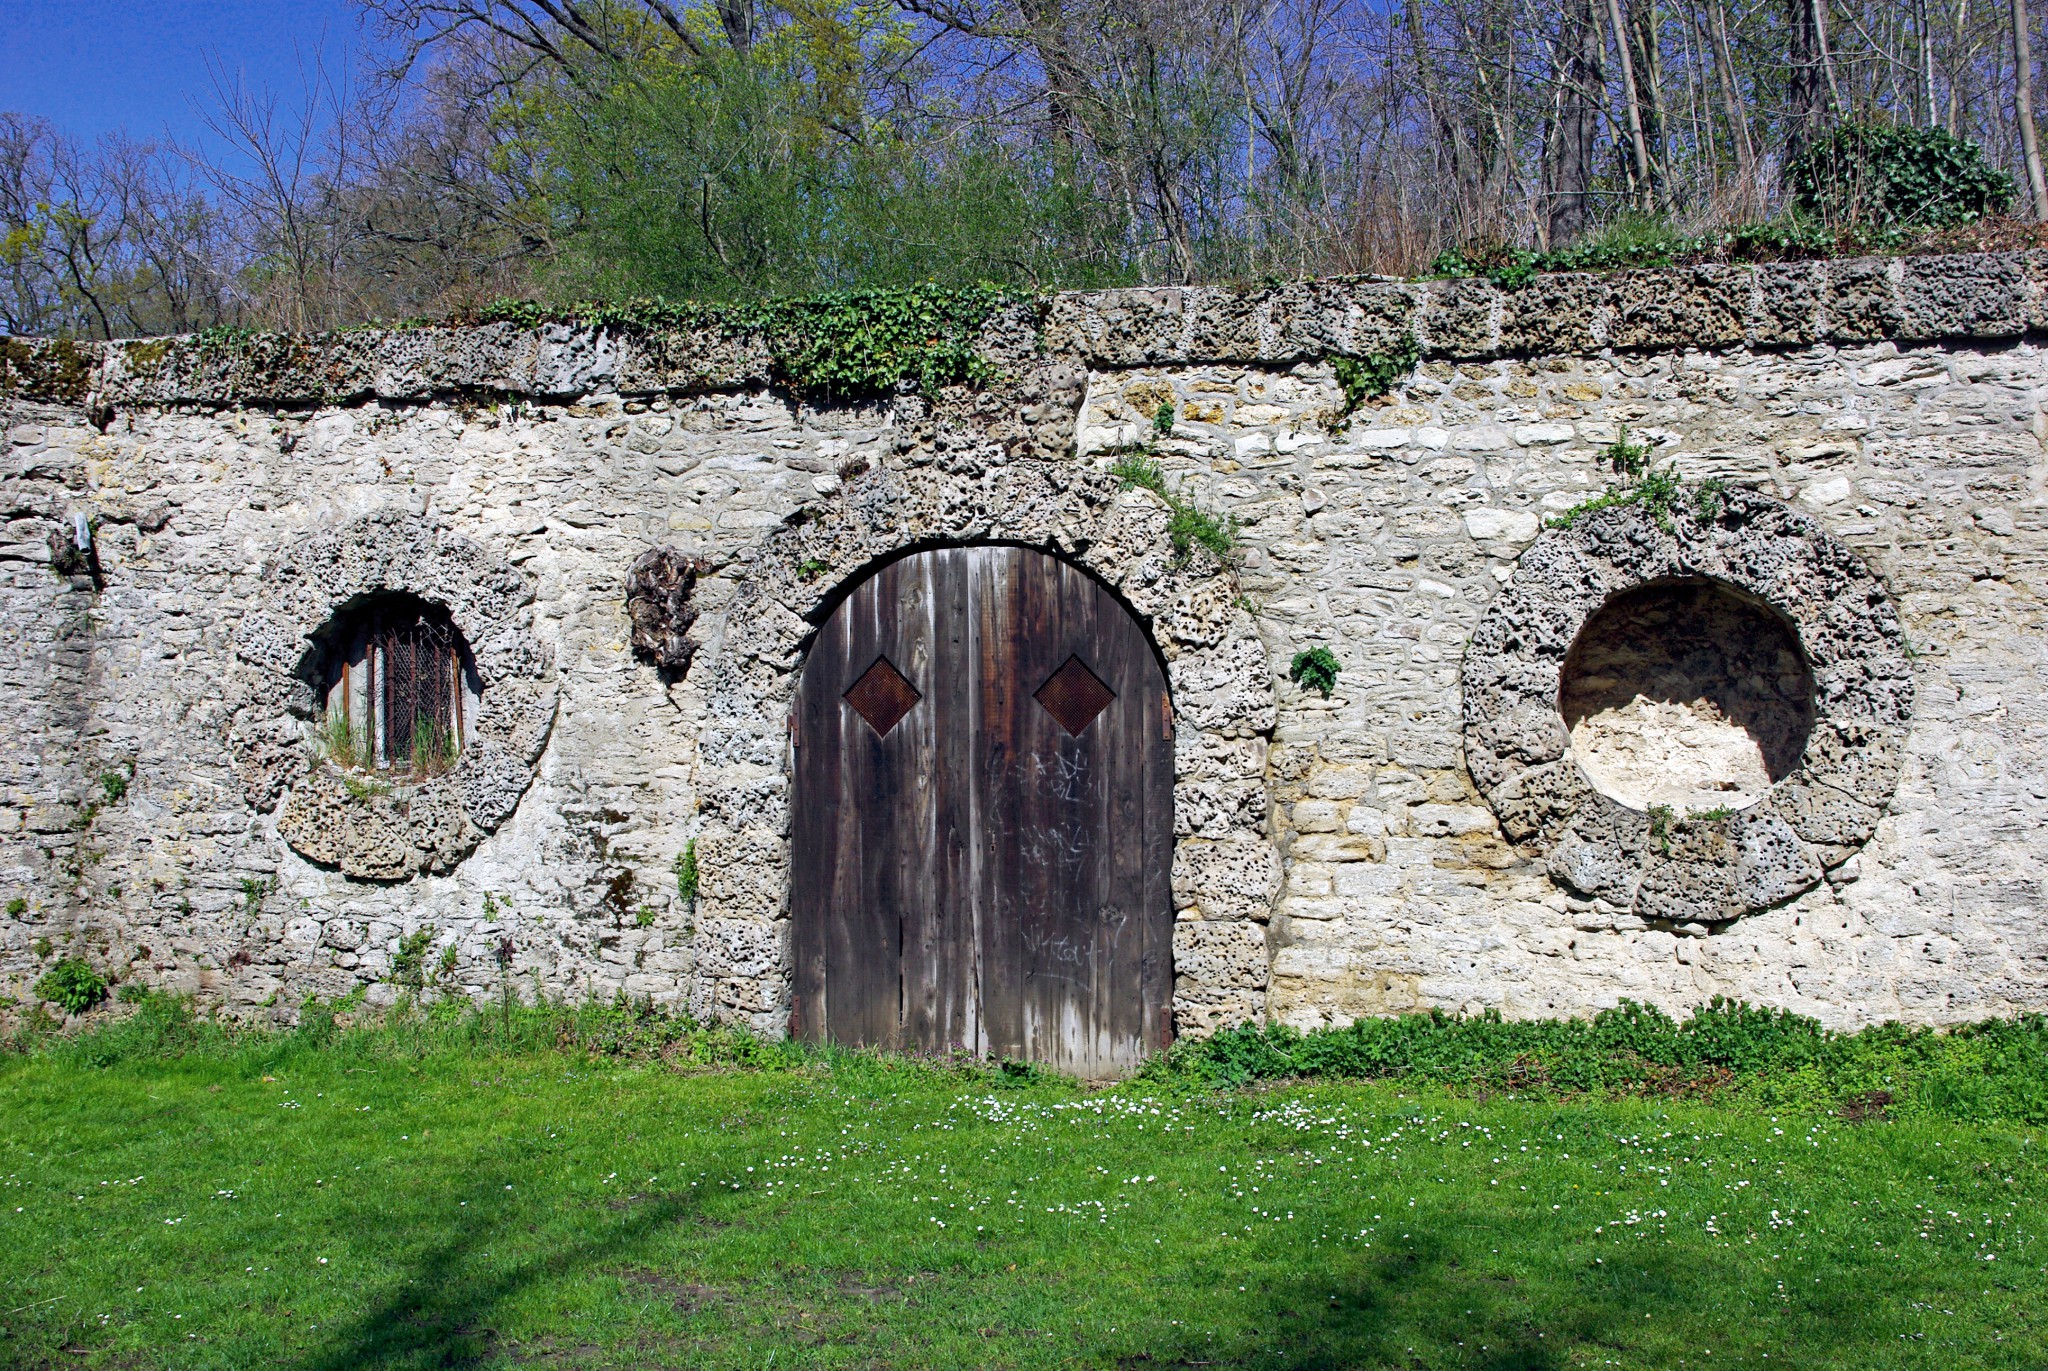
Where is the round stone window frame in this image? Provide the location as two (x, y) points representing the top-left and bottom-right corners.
(225, 511), (558, 881)
(678, 458), (1280, 1037)
(1462, 489), (1911, 925)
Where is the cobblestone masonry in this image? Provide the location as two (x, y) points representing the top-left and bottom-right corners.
(2, 252), (2045, 1038)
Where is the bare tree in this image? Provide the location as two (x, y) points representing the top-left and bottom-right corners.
(2014, 0), (2048, 215)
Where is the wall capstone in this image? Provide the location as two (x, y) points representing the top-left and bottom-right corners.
(1462, 489), (1911, 926)
(683, 455), (1279, 1036)
(228, 511), (557, 880)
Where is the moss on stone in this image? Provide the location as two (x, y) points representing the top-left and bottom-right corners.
(0, 336), (97, 404)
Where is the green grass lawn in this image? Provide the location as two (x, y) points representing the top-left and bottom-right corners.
(0, 1030), (2042, 1370)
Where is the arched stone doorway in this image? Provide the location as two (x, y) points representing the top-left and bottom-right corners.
(790, 545), (1175, 1074)
(682, 459), (1278, 1053)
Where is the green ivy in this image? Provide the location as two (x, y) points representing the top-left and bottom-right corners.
(474, 283), (1028, 400)
(1329, 337), (1421, 421)
(36, 957), (107, 1015)
(1790, 123), (2016, 231)
(1289, 646), (1342, 698)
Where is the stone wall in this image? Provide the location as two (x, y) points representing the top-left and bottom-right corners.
(2, 252), (2045, 1036)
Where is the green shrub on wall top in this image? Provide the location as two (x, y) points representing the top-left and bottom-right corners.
(1790, 124), (2016, 231)
(475, 283), (1026, 400)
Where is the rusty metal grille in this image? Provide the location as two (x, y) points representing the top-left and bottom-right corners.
(845, 655), (920, 737)
(377, 609), (459, 766)
(1034, 654), (1115, 736)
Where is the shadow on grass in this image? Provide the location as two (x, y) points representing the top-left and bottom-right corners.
(289, 1175), (705, 1371)
(1122, 1231), (1695, 1371)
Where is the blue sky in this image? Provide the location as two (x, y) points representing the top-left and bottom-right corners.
(0, 0), (387, 149)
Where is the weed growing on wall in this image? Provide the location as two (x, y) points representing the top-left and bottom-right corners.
(1548, 466), (1691, 532)
(1109, 453), (1240, 565)
(1289, 646), (1342, 698)
(674, 840), (699, 904)
(391, 928), (438, 991)
(34, 958), (107, 1015)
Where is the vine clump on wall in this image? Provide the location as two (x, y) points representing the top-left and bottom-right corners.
(472, 282), (1030, 399)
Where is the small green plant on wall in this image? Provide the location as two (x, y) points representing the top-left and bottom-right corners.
(1109, 454), (1240, 565)
(1289, 646), (1342, 698)
(36, 957), (107, 1014)
(674, 839), (700, 904)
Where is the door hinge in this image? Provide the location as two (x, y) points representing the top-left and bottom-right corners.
(1160, 695), (1175, 741)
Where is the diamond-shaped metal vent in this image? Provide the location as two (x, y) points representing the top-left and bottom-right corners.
(1034, 655), (1115, 736)
(844, 655), (920, 737)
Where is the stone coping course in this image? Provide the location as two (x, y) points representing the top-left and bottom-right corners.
(3, 251), (2045, 409)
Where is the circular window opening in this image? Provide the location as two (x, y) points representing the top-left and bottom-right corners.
(309, 593), (479, 777)
(1560, 579), (1814, 813)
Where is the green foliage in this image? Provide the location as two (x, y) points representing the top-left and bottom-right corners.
(437, 945), (459, 979)
(1107, 452), (1167, 494)
(392, 927), (437, 990)
(1604, 426), (1650, 477)
(1790, 124), (2016, 231)
(1110, 453), (1240, 565)
(32, 937), (52, 959)
(1548, 465), (1688, 532)
(1288, 646), (1342, 698)
(1648, 803), (1676, 853)
(475, 282), (1025, 400)
(795, 557), (829, 580)
(1329, 338), (1421, 420)
(35, 957), (107, 1015)
(6, 896), (24, 916)
(1149, 1002), (2048, 1122)
(526, 44), (1136, 307)
(1150, 401), (1175, 437)
(406, 717), (458, 777)
(238, 875), (273, 907)
(320, 708), (373, 772)
(673, 839), (699, 904)
(1430, 190), (2011, 287)
(1693, 476), (1732, 521)
(97, 769), (128, 804)
(634, 905), (657, 928)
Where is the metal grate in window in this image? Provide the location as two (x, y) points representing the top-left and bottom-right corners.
(844, 655), (920, 737)
(1034, 654), (1115, 736)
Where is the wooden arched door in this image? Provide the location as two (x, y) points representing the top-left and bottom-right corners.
(790, 546), (1174, 1075)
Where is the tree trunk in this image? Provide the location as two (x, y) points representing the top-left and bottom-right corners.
(1916, 0), (1938, 126)
(1785, 0), (1824, 165)
(1706, 0), (1755, 184)
(1813, 0), (1843, 112)
(1606, 0), (1656, 207)
(1629, 0), (1668, 194)
(1548, 0), (1604, 244)
(2016, 0), (2048, 218)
